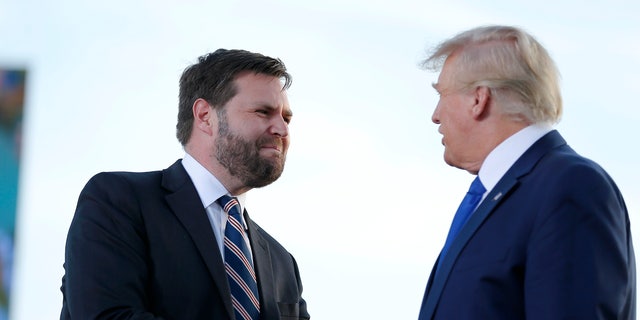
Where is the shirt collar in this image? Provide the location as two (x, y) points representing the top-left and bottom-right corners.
(181, 153), (247, 211)
(478, 123), (553, 193)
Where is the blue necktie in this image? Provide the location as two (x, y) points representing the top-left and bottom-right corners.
(218, 195), (260, 320)
(437, 177), (486, 272)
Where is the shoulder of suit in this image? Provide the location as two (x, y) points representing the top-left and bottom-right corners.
(87, 169), (163, 191)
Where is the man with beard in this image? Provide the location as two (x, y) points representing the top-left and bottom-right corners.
(60, 49), (310, 320)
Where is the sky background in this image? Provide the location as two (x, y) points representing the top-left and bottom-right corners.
(1, 0), (639, 319)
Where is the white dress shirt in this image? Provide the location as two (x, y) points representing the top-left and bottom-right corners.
(181, 153), (251, 258)
(477, 124), (554, 200)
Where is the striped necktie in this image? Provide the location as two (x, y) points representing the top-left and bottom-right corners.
(218, 195), (260, 320)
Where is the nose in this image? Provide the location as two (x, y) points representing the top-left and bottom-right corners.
(269, 116), (289, 137)
(431, 103), (441, 124)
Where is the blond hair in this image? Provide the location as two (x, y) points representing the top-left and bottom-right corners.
(423, 25), (562, 124)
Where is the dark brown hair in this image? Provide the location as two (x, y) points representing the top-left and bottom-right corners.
(176, 49), (291, 145)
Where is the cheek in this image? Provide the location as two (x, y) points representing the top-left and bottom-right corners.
(439, 106), (455, 130)
(441, 101), (468, 131)
(437, 98), (456, 121)
(441, 116), (464, 148)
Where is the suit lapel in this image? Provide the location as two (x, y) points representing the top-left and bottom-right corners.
(161, 160), (235, 319)
(420, 130), (568, 319)
(246, 212), (280, 319)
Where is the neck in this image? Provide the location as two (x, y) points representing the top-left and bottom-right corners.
(185, 145), (251, 196)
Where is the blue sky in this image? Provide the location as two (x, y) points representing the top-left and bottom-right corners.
(1, 0), (639, 319)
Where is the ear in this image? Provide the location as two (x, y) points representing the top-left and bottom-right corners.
(471, 86), (491, 119)
(193, 98), (215, 136)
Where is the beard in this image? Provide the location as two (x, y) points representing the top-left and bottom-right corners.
(215, 114), (286, 188)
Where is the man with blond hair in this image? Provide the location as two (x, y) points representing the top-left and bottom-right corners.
(418, 25), (635, 319)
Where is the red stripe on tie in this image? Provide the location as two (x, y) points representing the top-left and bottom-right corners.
(226, 264), (260, 308)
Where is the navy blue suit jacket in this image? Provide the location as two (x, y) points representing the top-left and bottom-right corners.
(60, 160), (310, 319)
(419, 130), (635, 319)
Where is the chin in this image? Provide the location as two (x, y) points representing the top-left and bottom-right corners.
(443, 155), (460, 170)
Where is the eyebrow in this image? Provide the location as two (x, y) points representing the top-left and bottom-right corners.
(259, 103), (293, 118)
(431, 82), (440, 91)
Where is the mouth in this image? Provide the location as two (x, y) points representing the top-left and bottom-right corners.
(438, 128), (445, 146)
(260, 144), (284, 157)
(437, 132), (444, 146)
(261, 143), (281, 151)
(258, 136), (286, 156)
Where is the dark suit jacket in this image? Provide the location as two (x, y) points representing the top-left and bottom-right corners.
(419, 130), (636, 319)
(60, 160), (310, 319)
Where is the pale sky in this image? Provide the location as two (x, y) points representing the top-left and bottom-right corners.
(1, 0), (639, 319)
